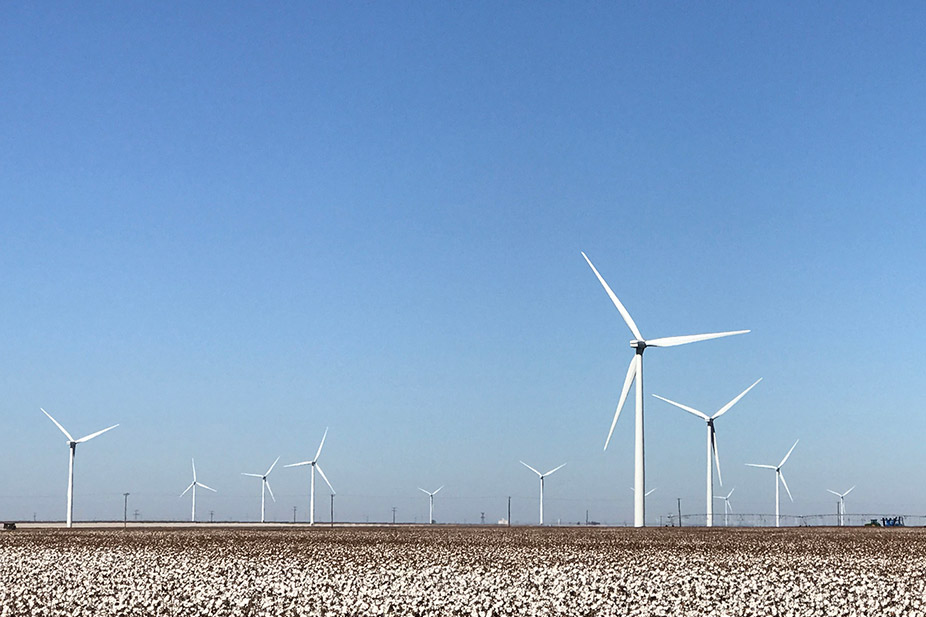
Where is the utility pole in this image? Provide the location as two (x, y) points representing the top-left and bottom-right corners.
(293, 506), (297, 523)
(507, 496), (511, 527)
(133, 509), (140, 521)
(677, 498), (682, 527)
(209, 510), (215, 524)
(480, 512), (485, 524)
(585, 509), (589, 526)
(392, 507), (397, 524)
(123, 493), (130, 529)
(330, 494), (335, 527)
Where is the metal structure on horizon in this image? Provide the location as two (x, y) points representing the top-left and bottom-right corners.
(653, 378), (762, 527)
(581, 252), (750, 527)
(41, 408), (119, 528)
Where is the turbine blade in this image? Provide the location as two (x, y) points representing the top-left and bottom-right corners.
(284, 461), (312, 468)
(197, 482), (217, 493)
(779, 439), (799, 468)
(826, 489), (841, 497)
(418, 487), (430, 495)
(266, 479), (276, 502)
(651, 394), (709, 420)
(242, 473), (263, 478)
(581, 252), (644, 340)
(41, 408), (74, 442)
(844, 486), (855, 497)
(543, 463), (567, 477)
(745, 463), (776, 469)
(712, 425), (722, 487)
(604, 356), (637, 451)
(644, 488), (657, 497)
(191, 459), (197, 481)
(520, 461), (542, 477)
(265, 456), (281, 476)
(180, 482), (195, 497)
(711, 378), (763, 419)
(646, 330), (750, 348)
(779, 471), (793, 502)
(727, 488), (735, 499)
(433, 485), (444, 495)
(76, 424), (119, 443)
(316, 464), (335, 494)
(313, 427), (329, 462)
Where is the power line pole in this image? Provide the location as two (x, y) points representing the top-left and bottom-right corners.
(392, 507), (397, 524)
(293, 506), (297, 523)
(585, 509), (589, 526)
(123, 493), (130, 529)
(480, 512), (485, 524)
(133, 509), (139, 521)
(507, 496), (511, 527)
(209, 510), (215, 524)
(330, 494), (335, 527)
(677, 498), (682, 527)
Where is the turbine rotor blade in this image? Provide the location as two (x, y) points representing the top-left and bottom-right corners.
(727, 488), (735, 499)
(191, 459), (197, 482)
(543, 463), (567, 477)
(644, 488), (657, 497)
(745, 463), (776, 469)
(519, 461), (542, 476)
(826, 489), (841, 497)
(41, 408), (74, 442)
(433, 486), (444, 495)
(266, 479), (276, 502)
(645, 330), (750, 348)
(844, 486), (856, 497)
(605, 356), (637, 451)
(313, 427), (329, 462)
(651, 394), (709, 420)
(418, 487), (430, 495)
(779, 471), (793, 502)
(285, 461), (312, 468)
(779, 439), (799, 468)
(242, 473), (262, 478)
(197, 482), (217, 493)
(180, 482), (195, 497)
(712, 378), (763, 420)
(581, 252), (644, 341)
(266, 456), (281, 476)
(316, 464), (335, 494)
(711, 425), (722, 486)
(76, 424), (119, 443)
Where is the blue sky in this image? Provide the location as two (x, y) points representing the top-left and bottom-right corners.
(2, 3), (925, 524)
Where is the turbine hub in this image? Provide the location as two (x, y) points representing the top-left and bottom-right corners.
(630, 340), (646, 350)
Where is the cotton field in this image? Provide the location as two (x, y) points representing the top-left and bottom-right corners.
(1, 526), (925, 616)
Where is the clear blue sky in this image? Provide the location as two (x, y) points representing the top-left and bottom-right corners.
(2, 3), (924, 524)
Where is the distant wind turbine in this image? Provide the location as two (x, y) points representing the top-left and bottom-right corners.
(714, 488), (735, 527)
(746, 440), (799, 527)
(41, 408), (119, 528)
(826, 486), (855, 527)
(581, 252), (749, 527)
(180, 458), (216, 522)
(630, 486), (657, 497)
(285, 428), (335, 525)
(653, 378), (762, 527)
(242, 456), (280, 523)
(418, 486), (443, 524)
(520, 461), (566, 525)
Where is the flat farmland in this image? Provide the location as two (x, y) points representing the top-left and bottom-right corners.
(1, 526), (924, 616)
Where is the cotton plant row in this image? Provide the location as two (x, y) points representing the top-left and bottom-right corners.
(1, 527), (925, 616)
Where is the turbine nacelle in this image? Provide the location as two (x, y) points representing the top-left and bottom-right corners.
(630, 340), (646, 350)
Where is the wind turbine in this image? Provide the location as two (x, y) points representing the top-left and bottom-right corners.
(826, 486), (855, 527)
(746, 440), (798, 527)
(41, 408), (119, 528)
(653, 378), (762, 527)
(581, 252), (749, 527)
(520, 461), (566, 525)
(285, 428), (335, 525)
(180, 458), (216, 523)
(241, 456), (280, 523)
(418, 486), (443, 524)
(714, 488), (735, 527)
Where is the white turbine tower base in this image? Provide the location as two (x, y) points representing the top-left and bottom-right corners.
(242, 456), (280, 523)
(180, 458), (217, 523)
(41, 408), (119, 529)
(520, 461), (566, 525)
(746, 440), (799, 527)
(653, 378), (762, 527)
(418, 486), (443, 524)
(582, 252), (749, 527)
(826, 486), (855, 527)
(286, 428), (335, 526)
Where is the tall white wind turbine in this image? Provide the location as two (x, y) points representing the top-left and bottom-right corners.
(520, 461), (566, 525)
(418, 486), (443, 524)
(285, 428), (335, 525)
(746, 440), (799, 527)
(653, 378), (762, 527)
(242, 456), (280, 523)
(826, 486), (855, 527)
(581, 252), (749, 527)
(714, 488), (735, 527)
(41, 408), (119, 528)
(180, 458), (216, 523)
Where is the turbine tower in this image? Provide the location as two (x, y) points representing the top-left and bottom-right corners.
(41, 408), (119, 528)
(714, 488), (735, 527)
(581, 252), (749, 527)
(826, 486), (855, 527)
(653, 378), (762, 527)
(242, 456), (280, 523)
(285, 428), (335, 525)
(520, 461), (566, 525)
(418, 486), (443, 524)
(746, 440), (798, 527)
(180, 458), (216, 522)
